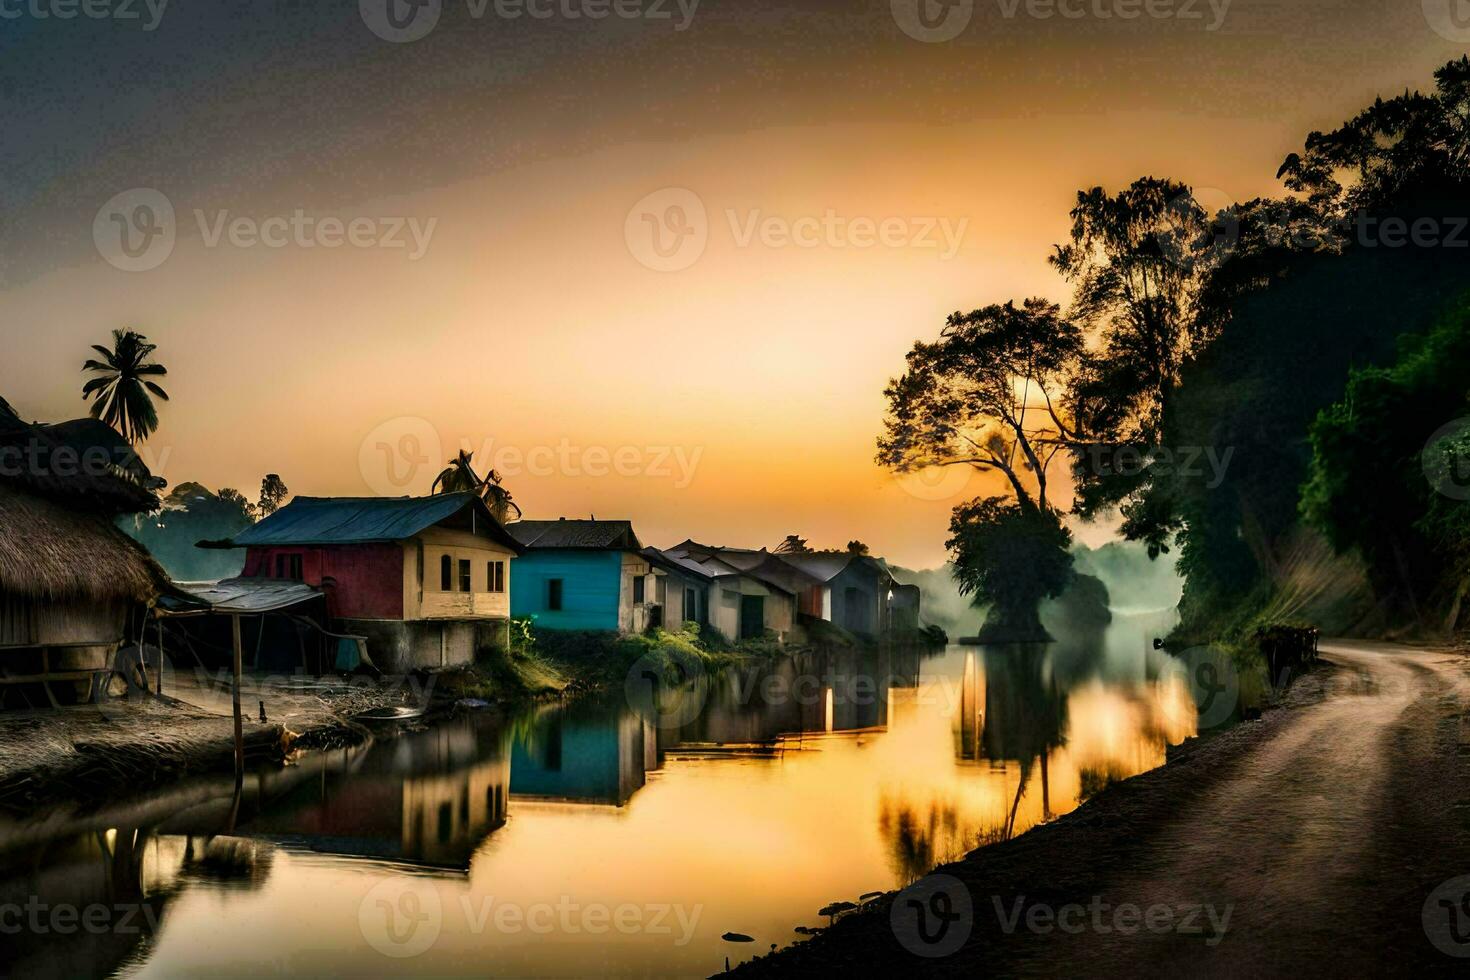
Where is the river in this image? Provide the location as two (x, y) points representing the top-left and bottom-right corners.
(0, 611), (1209, 977)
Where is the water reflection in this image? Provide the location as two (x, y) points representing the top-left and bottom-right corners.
(0, 612), (1203, 977)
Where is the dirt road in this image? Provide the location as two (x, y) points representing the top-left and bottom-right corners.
(736, 640), (1470, 977)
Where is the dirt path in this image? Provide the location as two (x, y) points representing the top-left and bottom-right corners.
(736, 640), (1470, 978)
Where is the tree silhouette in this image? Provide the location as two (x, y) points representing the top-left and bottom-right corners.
(774, 534), (811, 554)
(81, 329), (169, 444)
(257, 474), (288, 518)
(431, 450), (522, 523)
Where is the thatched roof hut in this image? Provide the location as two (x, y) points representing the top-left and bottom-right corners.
(0, 484), (169, 604)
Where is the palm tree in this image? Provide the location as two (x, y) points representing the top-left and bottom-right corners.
(81, 329), (169, 444)
(431, 450), (522, 523)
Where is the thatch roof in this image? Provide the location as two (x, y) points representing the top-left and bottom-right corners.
(0, 484), (169, 602)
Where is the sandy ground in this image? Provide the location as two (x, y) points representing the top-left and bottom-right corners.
(735, 640), (1470, 978)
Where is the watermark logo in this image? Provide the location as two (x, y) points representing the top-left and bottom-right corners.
(624, 651), (707, 729)
(891, 873), (973, 957)
(0, 0), (169, 30)
(1164, 645), (1238, 731)
(360, 0), (442, 42)
(1155, 186), (1239, 271)
(1423, 0), (1470, 42)
(1422, 418), (1470, 501)
(993, 894), (1231, 943)
(360, 416), (443, 496)
(625, 187), (708, 272)
(1424, 875), (1470, 957)
(359, 878), (443, 958)
(94, 188), (175, 272)
(891, 0), (974, 42)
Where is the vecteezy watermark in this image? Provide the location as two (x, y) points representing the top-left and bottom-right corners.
(0, 899), (162, 936)
(93, 189), (437, 272)
(94, 188), (176, 272)
(891, 874), (973, 957)
(0, 435), (169, 484)
(1423, 0), (1470, 42)
(357, 879), (704, 958)
(625, 187), (968, 272)
(1422, 418), (1470, 501)
(359, 0), (699, 43)
(358, 418), (705, 496)
(1080, 444), (1234, 489)
(625, 651), (707, 729)
(993, 895), (1232, 945)
(891, 464), (976, 503)
(0, 0), (168, 30)
(1161, 645), (1239, 731)
(1423, 874), (1470, 957)
(890, 0), (1231, 42)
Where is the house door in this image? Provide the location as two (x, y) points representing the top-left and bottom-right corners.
(739, 595), (765, 640)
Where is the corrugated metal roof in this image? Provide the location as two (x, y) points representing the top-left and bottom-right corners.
(774, 553), (855, 582)
(508, 519), (641, 551)
(641, 547), (714, 581)
(227, 493), (522, 551)
(161, 577), (323, 615)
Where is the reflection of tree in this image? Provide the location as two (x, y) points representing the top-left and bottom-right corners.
(980, 644), (1066, 766)
(877, 794), (1007, 887)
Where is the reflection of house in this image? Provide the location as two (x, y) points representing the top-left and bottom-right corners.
(0, 402), (170, 698)
(246, 717), (511, 869)
(507, 519), (657, 633)
(209, 493), (523, 672)
(510, 700), (657, 806)
(661, 541), (812, 642)
(774, 553), (897, 637)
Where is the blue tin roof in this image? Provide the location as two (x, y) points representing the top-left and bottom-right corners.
(226, 493), (523, 551)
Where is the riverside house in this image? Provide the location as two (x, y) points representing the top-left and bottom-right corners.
(660, 541), (814, 643)
(213, 493), (523, 673)
(506, 519), (659, 633)
(772, 552), (898, 637)
(0, 399), (170, 703)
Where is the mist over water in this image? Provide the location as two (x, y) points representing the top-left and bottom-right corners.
(892, 538), (1185, 639)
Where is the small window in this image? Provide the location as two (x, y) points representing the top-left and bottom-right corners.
(458, 559), (472, 593)
(488, 560), (505, 593)
(685, 587), (699, 620)
(440, 555), (452, 591)
(275, 554), (302, 580)
(633, 575), (646, 604)
(548, 578), (564, 611)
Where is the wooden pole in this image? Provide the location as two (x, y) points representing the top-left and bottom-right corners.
(231, 614), (245, 788)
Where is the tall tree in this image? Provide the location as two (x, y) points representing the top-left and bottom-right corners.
(431, 450), (522, 523)
(81, 329), (170, 444)
(878, 299), (1083, 640)
(258, 474), (289, 518)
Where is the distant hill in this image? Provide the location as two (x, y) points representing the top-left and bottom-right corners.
(121, 482), (250, 582)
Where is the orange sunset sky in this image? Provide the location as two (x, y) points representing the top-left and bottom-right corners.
(1, 2), (1465, 567)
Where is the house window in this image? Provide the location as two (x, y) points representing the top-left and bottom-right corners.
(633, 575), (646, 604)
(440, 555), (452, 591)
(488, 560), (505, 593)
(547, 578), (564, 611)
(685, 587), (699, 621)
(458, 559), (472, 593)
(275, 554), (302, 580)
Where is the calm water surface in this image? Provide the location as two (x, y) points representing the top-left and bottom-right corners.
(0, 612), (1204, 978)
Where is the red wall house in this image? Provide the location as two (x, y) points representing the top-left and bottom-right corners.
(242, 544), (403, 620)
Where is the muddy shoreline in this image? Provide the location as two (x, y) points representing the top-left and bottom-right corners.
(729, 646), (1470, 977)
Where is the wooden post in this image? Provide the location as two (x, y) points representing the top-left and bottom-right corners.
(231, 614), (245, 788)
(155, 614), (165, 696)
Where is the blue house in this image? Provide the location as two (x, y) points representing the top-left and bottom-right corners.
(507, 519), (655, 632)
